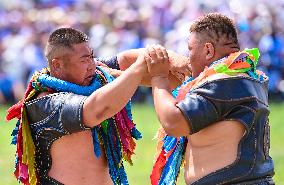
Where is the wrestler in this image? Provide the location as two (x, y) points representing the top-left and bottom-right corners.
(148, 13), (274, 185)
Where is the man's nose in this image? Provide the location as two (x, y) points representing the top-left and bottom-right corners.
(88, 59), (97, 71)
(93, 59), (98, 67)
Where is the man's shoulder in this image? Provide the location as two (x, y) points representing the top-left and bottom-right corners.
(190, 74), (268, 104)
(25, 92), (71, 123)
(25, 92), (70, 107)
(25, 92), (88, 134)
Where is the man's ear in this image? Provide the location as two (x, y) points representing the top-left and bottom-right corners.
(204, 42), (215, 60)
(50, 58), (62, 75)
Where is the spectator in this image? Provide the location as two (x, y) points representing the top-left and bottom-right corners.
(0, 0), (284, 103)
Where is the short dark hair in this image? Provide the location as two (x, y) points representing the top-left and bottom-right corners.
(189, 13), (239, 48)
(45, 27), (89, 62)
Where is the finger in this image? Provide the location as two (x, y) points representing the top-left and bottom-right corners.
(160, 47), (169, 63)
(156, 45), (169, 63)
(144, 52), (152, 64)
(146, 45), (158, 62)
(154, 45), (164, 61)
(155, 45), (167, 58)
(145, 52), (152, 73)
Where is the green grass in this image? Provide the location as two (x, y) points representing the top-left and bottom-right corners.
(0, 105), (19, 185)
(269, 103), (284, 184)
(0, 103), (284, 185)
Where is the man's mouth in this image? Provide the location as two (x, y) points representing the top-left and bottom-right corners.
(86, 75), (94, 82)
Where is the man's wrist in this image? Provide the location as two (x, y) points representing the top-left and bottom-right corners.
(151, 76), (170, 86)
(129, 62), (146, 80)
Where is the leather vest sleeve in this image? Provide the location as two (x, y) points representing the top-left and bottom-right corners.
(177, 93), (219, 135)
(60, 93), (88, 133)
(26, 92), (88, 138)
(176, 77), (269, 134)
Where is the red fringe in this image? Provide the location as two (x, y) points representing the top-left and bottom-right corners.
(6, 100), (23, 121)
(150, 150), (166, 185)
(6, 79), (34, 121)
(6, 79), (35, 184)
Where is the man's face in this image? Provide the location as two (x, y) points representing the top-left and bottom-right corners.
(59, 42), (96, 86)
(187, 33), (207, 78)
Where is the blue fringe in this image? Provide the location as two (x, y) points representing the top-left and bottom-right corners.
(92, 128), (101, 158)
(131, 128), (142, 140)
(11, 120), (20, 145)
(125, 102), (133, 120)
(159, 137), (186, 185)
(163, 136), (178, 153)
(99, 119), (128, 184)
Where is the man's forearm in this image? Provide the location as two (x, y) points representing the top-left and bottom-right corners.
(83, 62), (143, 127)
(152, 77), (190, 136)
(152, 76), (177, 124)
(117, 46), (184, 88)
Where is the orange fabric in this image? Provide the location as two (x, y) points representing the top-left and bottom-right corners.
(177, 51), (252, 101)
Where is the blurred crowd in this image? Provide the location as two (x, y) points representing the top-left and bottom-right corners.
(1, 0), (284, 104)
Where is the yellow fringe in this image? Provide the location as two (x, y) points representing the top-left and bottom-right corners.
(21, 95), (37, 185)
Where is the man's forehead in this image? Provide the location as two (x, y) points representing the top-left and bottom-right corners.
(67, 42), (92, 58)
(72, 43), (93, 54)
(187, 32), (194, 40)
(187, 33), (199, 45)
(72, 42), (91, 50)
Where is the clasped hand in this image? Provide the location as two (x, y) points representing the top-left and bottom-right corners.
(134, 44), (192, 84)
(136, 44), (191, 82)
(139, 44), (171, 78)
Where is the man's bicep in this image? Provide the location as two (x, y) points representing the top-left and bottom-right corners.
(170, 107), (191, 136)
(176, 93), (220, 135)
